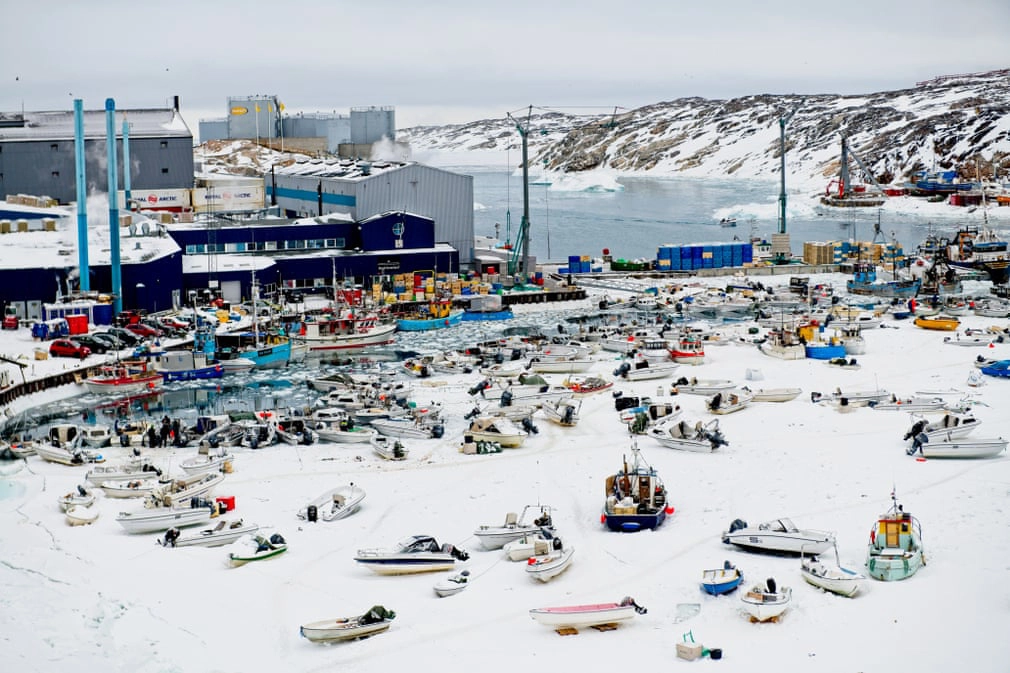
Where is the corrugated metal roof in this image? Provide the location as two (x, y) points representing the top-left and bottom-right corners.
(0, 107), (192, 141)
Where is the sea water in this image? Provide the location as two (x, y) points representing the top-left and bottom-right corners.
(466, 167), (950, 262)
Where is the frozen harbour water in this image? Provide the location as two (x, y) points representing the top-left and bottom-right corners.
(2, 275), (1010, 673)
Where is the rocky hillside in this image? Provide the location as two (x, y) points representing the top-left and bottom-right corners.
(399, 69), (1010, 189)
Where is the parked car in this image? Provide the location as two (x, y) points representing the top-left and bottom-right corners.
(91, 332), (126, 349)
(49, 339), (91, 359)
(114, 310), (144, 327)
(71, 334), (111, 354)
(105, 327), (142, 347)
(126, 323), (163, 339)
(159, 315), (192, 331)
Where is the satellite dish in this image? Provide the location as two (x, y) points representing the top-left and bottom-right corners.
(141, 221), (150, 236)
(128, 223), (137, 236)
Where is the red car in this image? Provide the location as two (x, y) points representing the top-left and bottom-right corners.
(49, 339), (91, 359)
(125, 323), (163, 339)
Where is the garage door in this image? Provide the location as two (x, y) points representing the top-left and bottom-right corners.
(221, 280), (242, 304)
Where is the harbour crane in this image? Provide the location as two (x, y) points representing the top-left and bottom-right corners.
(775, 103), (802, 264)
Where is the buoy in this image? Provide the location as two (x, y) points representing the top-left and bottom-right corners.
(599, 513), (607, 524)
(527, 557), (536, 565)
(665, 506), (675, 515)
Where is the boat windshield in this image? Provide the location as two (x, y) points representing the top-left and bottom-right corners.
(397, 536), (439, 553)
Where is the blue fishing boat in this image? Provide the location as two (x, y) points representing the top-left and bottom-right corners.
(215, 330), (291, 369)
(602, 443), (672, 532)
(701, 561), (744, 595)
(846, 262), (921, 298)
(152, 329), (224, 382)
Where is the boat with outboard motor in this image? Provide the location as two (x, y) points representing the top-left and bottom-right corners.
(722, 517), (835, 555)
(741, 577), (792, 622)
(648, 417), (727, 452)
(300, 606), (396, 642)
(701, 561), (744, 596)
(297, 483), (366, 522)
(160, 519), (260, 548)
(229, 533), (288, 567)
(473, 505), (554, 551)
(354, 535), (469, 575)
(529, 597), (647, 629)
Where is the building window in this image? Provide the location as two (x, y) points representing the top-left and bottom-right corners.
(51, 143), (59, 151)
(161, 168), (169, 174)
(160, 141), (168, 149)
(265, 241), (277, 251)
(52, 171), (60, 178)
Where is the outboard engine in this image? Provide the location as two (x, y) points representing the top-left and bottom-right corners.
(120, 432), (130, 447)
(727, 518), (748, 534)
(465, 406), (481, 420)
(269, 533), (286, 546)
(500, 390), (514, 407)
(765, 577), (777, 594)
(562, 406), (575, 424)
(430, 424), (445, 439)
(614, 362), (631, 378)
(521, 417), (539, 435)
(306, 505), (318, 523)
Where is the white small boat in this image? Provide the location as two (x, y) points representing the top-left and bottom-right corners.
(474, 505), (554, 551)
(672, 377), (734, 395)
(179, 449), (235, 475)
(524, 532), (574, 583)
(58, 484), (97, 511)
(354, 535), (469, 575)
(370, 417), (443, 440)
(160, 519), (260, 548)
(648, 417), (727, 453)
(722, 518), (835, 555)
(228, 533), (288, 567)
(300, 606), (396, 642)
(297, 483), (366, 522)
(744, 387), (802, 403)
(911, 435), (1007, 459)
(614, 356), (680, 382)
(100, 477), (162, 498)
(540, 398), (581, 427)
(529, 597), (647, 629)
(433, 570), (471, 597)
(147, 471), (225, 507)
(313, 420), (375, 443)
(86, 461), (162, 485)
(370, 434), (409, 461)
(800, 550), (866, 598)
(65, 504), (100, 526)
(903, 411), (981, 443)
(116, 505), (213, 534)
(870, 396), (946, 412)
(741, 578), (791, 622)
(706, 389), (753, 415)
(465, 417), (527, 448)
(503, 530), (552, 561)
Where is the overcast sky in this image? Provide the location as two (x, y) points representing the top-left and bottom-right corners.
(4, 1), (1009, 134)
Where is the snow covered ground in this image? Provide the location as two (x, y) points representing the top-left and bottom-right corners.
(2, 276), (1010, 673)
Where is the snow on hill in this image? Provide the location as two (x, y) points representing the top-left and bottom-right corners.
(399, 69), (1010, 191)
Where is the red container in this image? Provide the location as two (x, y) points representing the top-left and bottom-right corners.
(215, 495), (236, 512)
(65, 314), (88, 335)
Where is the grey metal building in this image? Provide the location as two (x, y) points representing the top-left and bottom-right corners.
(267, 160), (474, 265)
(197, 99), (394, 155)
(0, 99), (194, 205)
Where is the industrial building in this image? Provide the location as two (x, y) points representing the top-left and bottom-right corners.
(0, 98), (193, 205)
(267, 159), (474, 265)
(198, 96), (396, 156)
